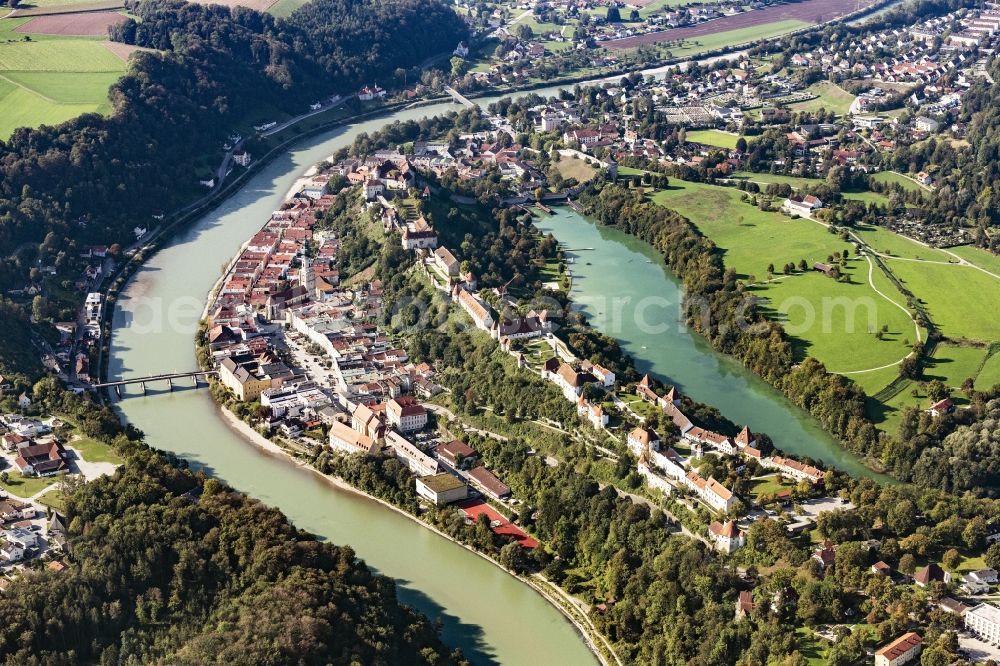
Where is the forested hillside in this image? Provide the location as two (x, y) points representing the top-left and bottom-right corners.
(0, 0), (466, 376)
(0, 446), (463, 666)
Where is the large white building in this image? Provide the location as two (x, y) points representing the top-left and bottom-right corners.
(385, 431), (438, 477)
(386, 396), (428, 432)
(685, 470), (736, 513)
(966, 603), (1000, 646)
(329, 420), (378, 456)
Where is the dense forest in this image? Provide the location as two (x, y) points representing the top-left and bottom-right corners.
(0, 382), (462, 665)
(0, 0), (466, 376)
(0, 451), (462, 665)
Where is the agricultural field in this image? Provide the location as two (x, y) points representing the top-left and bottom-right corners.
(786, 80), (855, 115)
(265, 0), (308, 14)
(921, 344), (990, 388)
(650, 20), (809, 58)
(13, 11), (125, 35)
(4, 0), (122, 15)
(602, 0), (871, 50)
(0, 15), (126, 138)
(650, 180), (916, 374)
(685, 129), (742, 149)
(841, 189), (889, 207)
(871, 170), (926, 192)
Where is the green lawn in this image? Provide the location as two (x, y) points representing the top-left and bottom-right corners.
(68, 435), (123, 464)
(886, 259), (1000, 341)
(650, 180), (915, 373)
(842, 189), (889, 207)
(976, 352), (1000, 390)
(787, 81), (855, 116)
(848, 363), (903, 397)
(922, 344), (989, 388)
(685, 129), (741, 150)
(854, 225), (953, 262)
(795, 627), (828, 666)
(637, 0), (713, 18)
(731, 171), (819, 190)
(750, 474), (795, 499)
(0, 473), (59, 498)
(871, 170), (925, 193)
(37, 488), (67, 513)
(949, 245), (1000, 276)
(0, 17), (126, 137)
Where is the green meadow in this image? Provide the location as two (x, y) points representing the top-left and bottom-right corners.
(871, 170), (926, 192)
(887, 258), (999, 341)
(786, 81), (855, 115)
(650, 180), (916, 374)
(685, 129), (742, 149)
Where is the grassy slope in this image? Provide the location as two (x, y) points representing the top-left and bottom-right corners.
(887, 258), (999, 341)
(0, 16), (125, 138)
(650, 181), (914, 373)
(554, 156), (597, 183)
(731, 171), (819, 190)
(871, 170), (925, 192)
(949, 245), (1000, 275)
(977, 352), (1000, 390)
(787, 80), (855, 115)
(855, 224), (953, 262)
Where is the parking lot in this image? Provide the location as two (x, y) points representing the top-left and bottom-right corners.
(958, 631), (1000, 662)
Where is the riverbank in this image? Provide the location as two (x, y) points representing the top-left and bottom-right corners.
(215, 405), (615, 666)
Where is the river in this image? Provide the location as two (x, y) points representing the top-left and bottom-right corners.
(108, 91), (605, 666)
(533, 208), (880, 479)
(108, 73), (872, 666)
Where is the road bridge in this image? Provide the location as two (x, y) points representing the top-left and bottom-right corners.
(93, 370), (217, 398)
(443, 85), (475, 108)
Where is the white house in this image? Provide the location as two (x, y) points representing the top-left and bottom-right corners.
(708, 520), (745, 554)
(385, 431), (438, 476)
(454, 288), (494, 331)
(577, 397), (607, 430)
(386, 396), (428, 432)
(638, 460), (673, 495)
(685, 471), (735, 513)
(627, 426), (661, 457)
(764, 456), (824, 483)
(329, 420), (379, 456)
(782, 194), (823, 217)
(433, 247), (460, 278)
